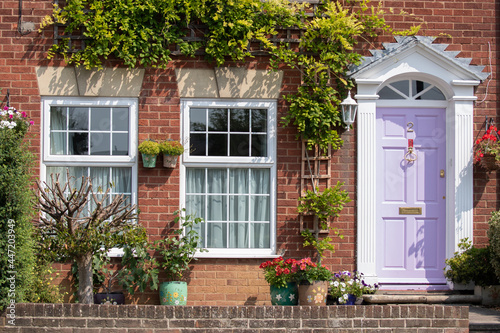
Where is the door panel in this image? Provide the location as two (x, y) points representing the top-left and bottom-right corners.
(376, 108), (446, 285)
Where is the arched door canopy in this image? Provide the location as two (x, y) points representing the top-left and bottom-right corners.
(351, 35), (490, 287)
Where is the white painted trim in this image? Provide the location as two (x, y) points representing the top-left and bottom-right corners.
(180, 99), (277, 258)
(355, 53), (477, 287)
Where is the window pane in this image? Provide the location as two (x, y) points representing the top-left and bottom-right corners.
(229, 223), (248, 248)
(230, 109), (249, 132)
(230, 134), (249, 156)
(230, 196), (248, 221)
(187, 168), (206, 193)
(229, 169), (248, 194)
(50, 107), (66, 130)
(390, 80), (409, 97)
(112, 108), (129, 131)
(189, 221), (206, 248)
(252, 109), (267, 132)
(69, 133), (88, 155)
(251, 223), (270, 248)
(378, 86), (404, 99)
(112, 133), (129, 155)
(112, 168), (132, 193)
(190, 133), (206, 156)
(91, 108), (110, 131)
(251, 134), (267, 157)
(68, 107), (88, 130)
(420, 87), (446, 100)
(90, 133), (110, 155)
(207, 223), (227, 248)
(207, 195), (226, 221)
(90, 167), (110, 191)
(208, 109), (227, 131)
(50, 132), (66, 155)
(190, 108), (206, 131)
(208, 134), (227, 156)
(186, 195), (205, 218)
(251, 169), (270, 194)
(207, 169), (226, 193)
(251, 196), (269, 221)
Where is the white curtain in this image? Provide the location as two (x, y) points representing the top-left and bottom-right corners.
(186, 167), (270, 249)
(50, 107), (66, 155)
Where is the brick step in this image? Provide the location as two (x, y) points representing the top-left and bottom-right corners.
(363, 294), (482, 304)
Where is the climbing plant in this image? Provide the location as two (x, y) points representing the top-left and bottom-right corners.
(40, 0), (420, 152)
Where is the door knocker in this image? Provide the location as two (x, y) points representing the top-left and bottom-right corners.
(405, 139), (417, 162)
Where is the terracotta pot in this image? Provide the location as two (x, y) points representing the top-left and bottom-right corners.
(298, 281), (328, 306)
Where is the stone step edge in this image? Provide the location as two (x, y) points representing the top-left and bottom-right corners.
(363, 294), (482, 304)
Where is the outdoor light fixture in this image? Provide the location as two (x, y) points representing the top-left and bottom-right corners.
(340, 91), (358, 131)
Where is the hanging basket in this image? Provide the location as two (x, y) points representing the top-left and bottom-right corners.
(479, 153), (500, 171)
(141, 153), (157, 168)
(163, 154), (179, 168)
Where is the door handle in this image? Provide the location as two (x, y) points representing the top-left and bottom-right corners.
(440, 169), (445, 178)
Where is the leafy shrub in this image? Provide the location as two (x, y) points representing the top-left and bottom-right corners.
(0, 108), (36, 310)
(138, 140), (160, 155)
(159, 140), (184, 156)
(487, 210), (500, 281)
(444, 238), (498, 287)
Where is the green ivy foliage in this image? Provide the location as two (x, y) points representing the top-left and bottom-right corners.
(41, 0), (419, 153)
(0, 124), (36, 310)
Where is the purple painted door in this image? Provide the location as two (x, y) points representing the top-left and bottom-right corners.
(376, 108), (446, 286)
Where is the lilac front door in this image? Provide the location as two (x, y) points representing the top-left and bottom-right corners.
(376, 108), (446, 286)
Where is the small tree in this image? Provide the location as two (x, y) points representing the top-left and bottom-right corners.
(35, 170), (144, 304)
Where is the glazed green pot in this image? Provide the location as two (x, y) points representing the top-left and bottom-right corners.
(159, 281), (188, 305)
(270, 282), (298, 305)
(141, 153), (157, 168)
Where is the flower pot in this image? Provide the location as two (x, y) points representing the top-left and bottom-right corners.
(94, 292), (125, 305)
(160, 281), (188, 305)
(298, 281), (328, 306)
(480, 153), (500, 171)
(344, 294), (357, 305)
(141, 153), (157, 168)
(163, 154), (178, 168)
(270, 282), (298, 306)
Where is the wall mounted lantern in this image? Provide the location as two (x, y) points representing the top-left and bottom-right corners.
(340, 91), (358, 131)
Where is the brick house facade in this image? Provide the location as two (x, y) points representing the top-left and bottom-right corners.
(0, 0), (498, 305)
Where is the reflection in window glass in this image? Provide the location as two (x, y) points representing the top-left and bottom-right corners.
(378, 80), (445, 101)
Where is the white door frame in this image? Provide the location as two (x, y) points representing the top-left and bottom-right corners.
(351, 37), (487, 287)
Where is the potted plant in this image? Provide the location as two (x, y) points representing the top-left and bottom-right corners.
(158, 140), (184, 168)
(293, 257), (332, 306)
(153, 209), (206, 305)
(138, 140), (160, 168)
(329, 271), (379, 305)
(474, 124), (500, 171)
(259, 257), (299, 305)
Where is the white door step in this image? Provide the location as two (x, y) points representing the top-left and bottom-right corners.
(363, 294), (482, 304)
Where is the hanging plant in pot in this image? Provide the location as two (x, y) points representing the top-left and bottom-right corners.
(153, 209), (206, 305)
(159, 140), (184, 168)
(474, 124), (500, 171)
(138, 140), (160, 168)
(259, 257), (299, 305)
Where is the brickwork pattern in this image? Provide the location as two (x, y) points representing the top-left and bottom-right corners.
(0, 0), (498, 306)
(1, 303), (469, 332)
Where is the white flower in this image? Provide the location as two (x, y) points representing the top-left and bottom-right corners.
(333, 281), (339, 287)
(7, 122), (16, 129)
(342, 294), (348, 300)
(340, 282), (346, 288)
(348, 280), (354, 285)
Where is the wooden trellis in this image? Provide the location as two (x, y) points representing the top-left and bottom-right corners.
(299, 140), (331, 234)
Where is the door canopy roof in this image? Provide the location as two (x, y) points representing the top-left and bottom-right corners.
(348, 36), (489, 83)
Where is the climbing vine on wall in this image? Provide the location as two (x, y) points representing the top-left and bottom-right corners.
(41, 0), (420, 151)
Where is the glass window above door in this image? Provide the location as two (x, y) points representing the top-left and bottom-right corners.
(378, 80), (445, 100)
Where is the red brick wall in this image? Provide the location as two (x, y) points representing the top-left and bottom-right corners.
(0, 0), (498, 306)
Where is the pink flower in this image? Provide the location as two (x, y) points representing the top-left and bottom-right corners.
(21, 111), (27, 117)
(9, 114), (13, 119)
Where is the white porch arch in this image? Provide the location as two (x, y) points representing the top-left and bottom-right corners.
(350, 36), (489, 286)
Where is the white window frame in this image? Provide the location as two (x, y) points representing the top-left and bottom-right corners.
(180, 99), (277, 258)
(40, 97), (139, 257)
